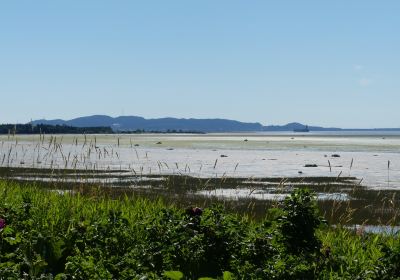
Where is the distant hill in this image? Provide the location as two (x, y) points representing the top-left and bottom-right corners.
(32, 115), (264, 132)
(262, 122), (341, 131)
(31, 115), (400, 133)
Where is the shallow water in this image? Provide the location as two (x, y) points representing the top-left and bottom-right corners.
(345, 225), (400, 235)
(196, 188), (350, 201)
(1, 132), (400, 189)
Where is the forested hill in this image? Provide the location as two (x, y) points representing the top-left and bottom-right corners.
(32, 115), (264, 132)
(30, 115), (400, 132)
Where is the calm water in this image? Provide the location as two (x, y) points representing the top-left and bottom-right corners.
(1, 131), (400, 189)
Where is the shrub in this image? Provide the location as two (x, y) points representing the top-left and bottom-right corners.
(277, 188), (324, 256)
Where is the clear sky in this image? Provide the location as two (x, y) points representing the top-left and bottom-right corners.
(0, 1), (399, 128)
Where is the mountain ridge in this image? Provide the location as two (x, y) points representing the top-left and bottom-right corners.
(32, 115), (264, 132)
(31, 115), (400, 132)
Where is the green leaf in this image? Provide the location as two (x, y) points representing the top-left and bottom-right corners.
(4, 234), (21, 245)
(223, 271), (233, 280)
(1, 226), (14, 235)
(54, 273), (68, 280)
(164, 271), (184, 280)
(3, 253), (16, 259)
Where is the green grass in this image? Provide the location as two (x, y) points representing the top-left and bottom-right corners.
(0, 179), (399, 279)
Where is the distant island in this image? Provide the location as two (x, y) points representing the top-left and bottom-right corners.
(4, 114), (398, 133)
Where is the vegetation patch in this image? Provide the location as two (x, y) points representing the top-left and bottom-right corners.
(0, 180), (399, 279)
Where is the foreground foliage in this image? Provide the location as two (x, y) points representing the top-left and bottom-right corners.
(0, 180), (399, 279)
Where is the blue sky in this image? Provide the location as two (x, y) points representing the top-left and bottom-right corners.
(0, 1), (399, 128)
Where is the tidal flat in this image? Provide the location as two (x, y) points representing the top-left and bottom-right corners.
(1, 132), (400, 187)
(1, 132), (400, 227)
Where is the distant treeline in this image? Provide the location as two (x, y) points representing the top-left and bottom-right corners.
(0, 124), (205, 135)
(0, 124), (113, 134)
